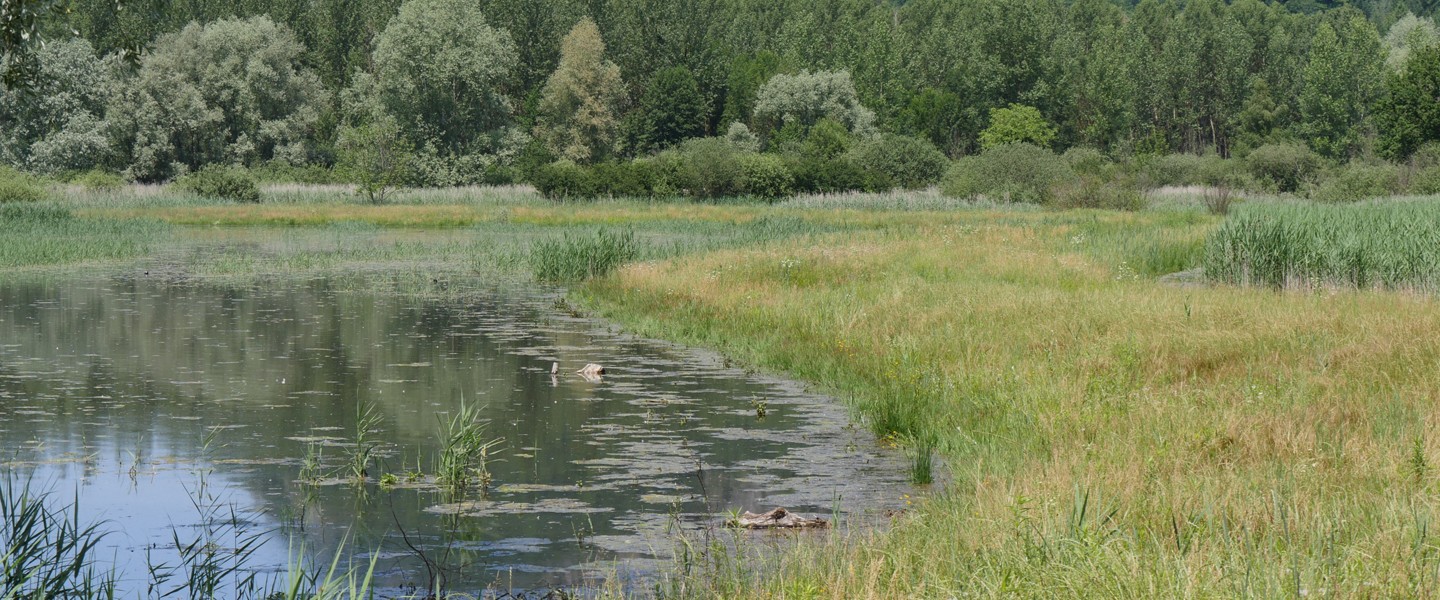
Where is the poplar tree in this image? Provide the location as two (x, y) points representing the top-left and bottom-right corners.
(536, 17), (625, 164)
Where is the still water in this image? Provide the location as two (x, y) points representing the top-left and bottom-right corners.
(0, 275), (909, 595)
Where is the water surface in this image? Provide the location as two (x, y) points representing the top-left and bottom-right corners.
(0, 275), (909, 594)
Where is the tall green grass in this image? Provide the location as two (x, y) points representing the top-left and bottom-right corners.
(0, 203), (170, 269)
(529, 228), (641, 282)
(1205, 198), (1440, 290)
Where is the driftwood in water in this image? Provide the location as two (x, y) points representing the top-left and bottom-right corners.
(577, 363), (605, 376)
(730, 507), (828, 529)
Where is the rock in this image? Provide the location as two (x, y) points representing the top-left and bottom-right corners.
(730, 507), (828, 529)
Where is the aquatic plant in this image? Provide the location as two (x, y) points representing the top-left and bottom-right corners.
(1205, 197), (1440, 290)
(347, 402), (382, 484)
(529, 227), (639, 282)
(435, 401), (503, 495)
(0, 476), (114, 598)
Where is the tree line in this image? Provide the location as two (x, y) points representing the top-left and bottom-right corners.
(4, 0), (1440, 195)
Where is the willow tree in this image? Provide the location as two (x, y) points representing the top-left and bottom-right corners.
(535, 17), (624, 163)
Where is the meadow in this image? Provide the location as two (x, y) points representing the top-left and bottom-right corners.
(5, 183), (1440, 598)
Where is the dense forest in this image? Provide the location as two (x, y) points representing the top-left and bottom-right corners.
(5, 0), (1440, 200)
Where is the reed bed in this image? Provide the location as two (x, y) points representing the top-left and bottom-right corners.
(1205, 197), (1440, 290)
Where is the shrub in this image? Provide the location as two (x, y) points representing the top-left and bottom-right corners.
(724, 122), (760, 153)
(791, 157), (887, 194)
(846, 134), (948, 189)
(940, 143), (1074, 204)
(1139, 153), (1207, 187)
(71, 170), (125, 191)
(176, 165), (262, 203)
(1312, 163), (1401, 203)
(738, 154), (794, 199)
(665, 138), (744, 198)
(532, 160), (595, 200)
(1246, 143), (1321, 193)
(1053, 175), (1146, 211)
(801, 118), (854, 161)
(530, 228), (639, 281)
(1412, 166), (1440, 194)
(590, 160), (659, 198)
(1062, 147), (1112, 177)
(0, 168), (46, 203)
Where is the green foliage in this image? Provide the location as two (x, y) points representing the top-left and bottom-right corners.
(1246, 142), (1322, 192)
(107, 16), (323, 182)
(530, 228), (639, 281)
(663, 137), (743, 198)
(941, 143), (1075, 204)
(0, 167), (45, 203)
(738, 153), (793, 199)
(721, 51), (787, 128)
(790, 157), (875, 195)
(1383, 12), (1439, 72)
(1299, 12), (1386, 158)
(337, 119), (413, 204)
(628, 66), (708, 153)
(368, 0), (517, 155)
(0, 39), (117, 173)
(1378, 44), (1440, 160)
(753, 70), (876, 137)
(979, 104), (1056, 150)
(897, 88), (970, 157)
(1205, 199), (1440, 290)
(177, 165), (262, 203)
(1139, 154), (1208, 188)
(1053, 175), (1146, 211)
(589, 160), (661, 198)
(1062, 147), (1112, 178)
(724, 122), (760, 153)
(800, 118), (853, 161)
(71, 169), (124, 191)
(1311, 163), (1401, 202)
(532, 160), (594, 200)
(845, 134), (949, 189)
(536, 18), (625, 164)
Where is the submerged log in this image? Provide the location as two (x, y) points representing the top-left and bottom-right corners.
(577, 363), (605, 376)
(730, 507), (829, 529)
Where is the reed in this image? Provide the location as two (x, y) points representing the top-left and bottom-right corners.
(1205, 197), (1440, 290)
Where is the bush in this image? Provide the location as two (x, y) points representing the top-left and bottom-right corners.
(940, 143), (1074, 204)
(846, 134), (948, 189)
(1053, 175), (1146, 211)
(0, 168), (46, 203)
(665, 138), (744, 198)
(529, 228), (639, 281)
(800, 118), (854, 161)
(791, 157), (888, 194)
(1062, 147), (1112, 177)
(1139, 153), (1207, 187)
(738, 153), (794, 199)
(176, 165), (262, 203)
(532, 160), (595, 200)
(590, 160), (659, 198)
(1312, 163), (1402, 203)
(1246, 143), (1321, 193)
(1412, 166), (1440, 195)
(71, 170), (125, 191)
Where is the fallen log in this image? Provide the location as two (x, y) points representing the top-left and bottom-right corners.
(729, 507), (828, 529)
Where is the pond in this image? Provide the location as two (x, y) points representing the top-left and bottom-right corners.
(0, 273), (910, 596)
